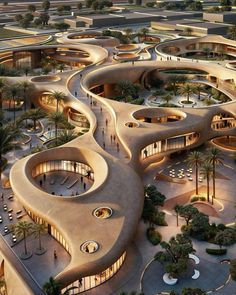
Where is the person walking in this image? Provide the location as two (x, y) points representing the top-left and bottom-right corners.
(102, 128), (105, 137)
(105, 118), (108, 127)
(83, 182), (86, 191)
(110, 135), (113, 143)
(87, 170), (91, 179)
(116, 142), (119, 152)
(54, 250), (57, 259)
(103, 141), (106, 150)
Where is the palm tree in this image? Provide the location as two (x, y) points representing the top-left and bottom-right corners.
(5, 83), (20, 125)
(167, 75), (187, 96)
(32, 223), (46, 253)
(21, 66), (31, 76)
(0, 78), (7, 110)
(56, 130), (77, 146)
(193, 83), (205, 100)
(178, 83), (194, 103)
(47, 112), (67, 144)
(203, 47), (211, 58)
(22, 108), (46, 131)
(115, 80), (133, 102)
(18, 81), (35, 113)
(49, 60), (58, 73)
(138, 27), (149, 42)
(200, 162), (213, 203)
(204, 97), (214, 106)
(0, 125), (18, 185)
(14, 221), (33, 257)
(161, 93), (172, 106)
(42, 66), (52, 75)
(123, 28), (133, 41)
(187, 150), (203, 195)
(43, 277), (62, 295)
(205, 148), (223, 200)
(49, 91), (66, 112)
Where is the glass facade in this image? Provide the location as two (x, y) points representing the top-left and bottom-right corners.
(13, 50), (41, 68)
(14, 51), (32, 68)
(32, 160), (94, 181)
(27, 209), (71, 254)
(137, 115), (182, 124)
(61, 252), (126, 294)
(68, 109), (90, 128)
(141, 132), (199, 159)
(90, 85), (104, 96)
(41, 92), (57, 108)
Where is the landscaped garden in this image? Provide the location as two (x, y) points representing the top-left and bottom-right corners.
(178, 50), (235, 61)
(0, 79), (87, 187)
(140, 144), (236, 294)
(109, 71), (231, 107)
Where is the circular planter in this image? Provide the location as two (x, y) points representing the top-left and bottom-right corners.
(125, 122), (139, 128)
(115, 52), (139, 62)
(20, 251), (33, 260)
(115, 44), (140, 52)
(181, 100), (194, 105)
(31, 76), (61, 83)
(80, 240), (99, 253)
(93, 207), (113, 219)
(35, 247), (47, 255)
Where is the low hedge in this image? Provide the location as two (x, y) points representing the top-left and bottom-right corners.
(191, 196), (206, 202)
(206, 248), (227, 255)
(147, 227), (162, 245)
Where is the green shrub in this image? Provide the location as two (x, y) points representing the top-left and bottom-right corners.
(191, 196), (206, 202)
(181, 224), (191, 234)
(217, 223), (226, 231)
(206, 248), (227, 255)
(191, 196), (199, 202)
(146, 227), (162, 245)
(146, 2), (155, 7)
(131, 97), (144, 105)
(154, 211), (168, 226)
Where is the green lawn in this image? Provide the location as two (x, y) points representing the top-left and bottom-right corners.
(0, 28), (29, 39)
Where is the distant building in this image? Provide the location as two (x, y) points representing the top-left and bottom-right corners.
(151, 19), (232, 36)
(203, 12), (236, 24)
(64, 10), (202, 28)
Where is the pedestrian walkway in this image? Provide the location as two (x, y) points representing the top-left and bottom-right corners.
(69, 70), (129, 161)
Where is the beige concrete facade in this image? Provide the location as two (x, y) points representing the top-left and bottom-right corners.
(1, 34), (236, 294)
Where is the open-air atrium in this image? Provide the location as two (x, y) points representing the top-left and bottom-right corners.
(0, 1), (236, 295)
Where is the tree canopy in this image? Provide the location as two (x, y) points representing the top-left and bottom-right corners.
(155, 233), (195, 277)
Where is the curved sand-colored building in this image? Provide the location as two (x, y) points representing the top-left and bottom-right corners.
(1, 34), (236, 294)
